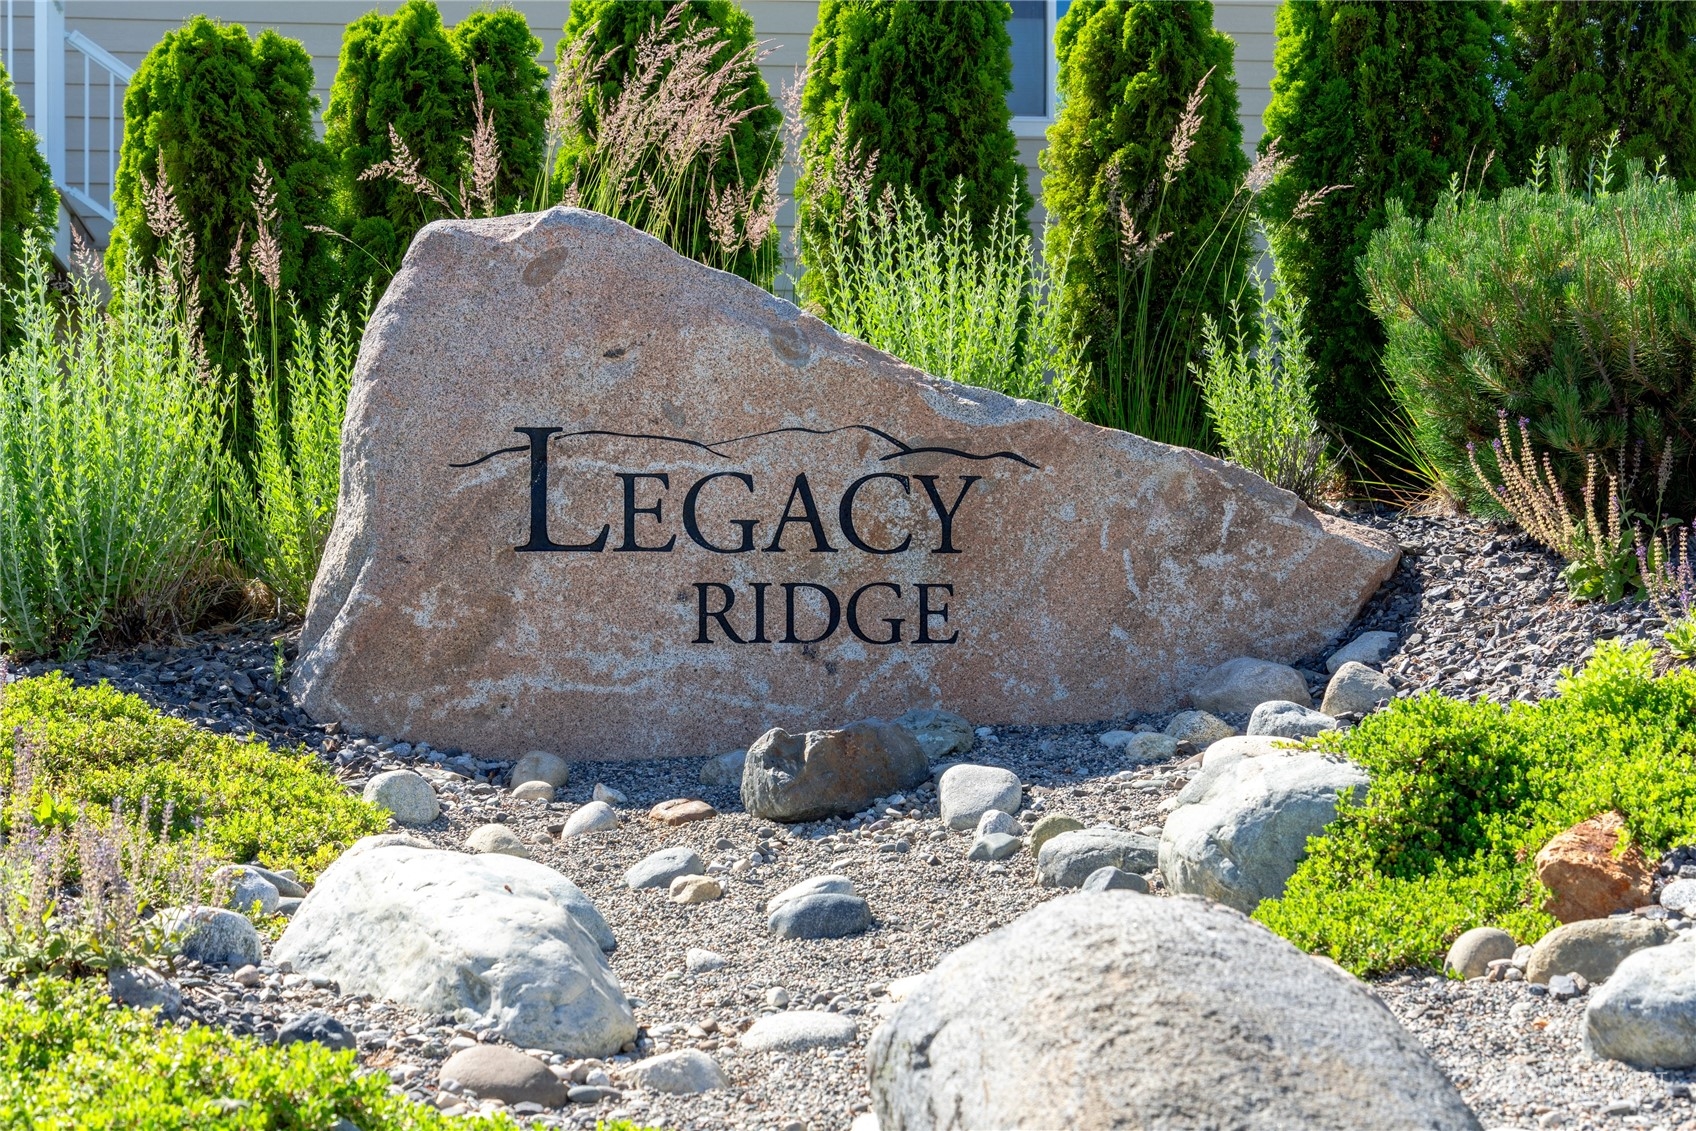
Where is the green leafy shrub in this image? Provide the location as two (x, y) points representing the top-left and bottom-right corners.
(1, 673), (384, 880)
(817, 180), (1072, 402)
(0, 238), (225, 658)
(1041, 0), (1255, 449)
(1506, 0), (1696, 185)
(1259, 0), (1510, 457)
(1362, 148), (1696, 519)
(1198, 258), (1333, 502)
(798, 0), (1031, 316)
(0, 976), (519, 1130)
(107, 15), (338, 377)
(1257, 642), (1696, 975)
(327, 0), (548, 294)
(553, 1), (782, 288)
(0, 60), (57, 352)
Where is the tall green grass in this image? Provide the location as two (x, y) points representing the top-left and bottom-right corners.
(813, 181), (1076, 404)
(221, 290), (362, 615)
(0, 237), (225, 656)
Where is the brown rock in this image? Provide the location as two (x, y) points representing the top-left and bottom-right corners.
(651, 798), (716, 825)
(669, 874), (723, 904)
(294, 209), (1400, 760)
(439, 1044), (566, 1107)
(1534, 812), (1653, 923)
(742, 719), (929, 822)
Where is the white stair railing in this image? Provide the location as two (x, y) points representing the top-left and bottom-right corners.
(15, 0), (131, 232)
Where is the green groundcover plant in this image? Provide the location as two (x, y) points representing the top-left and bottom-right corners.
(0, 673), (384, 880)
(1257, 641), (1696, 976)
(1362, 146), (1696, 521)
(0, 976), (523, 1131)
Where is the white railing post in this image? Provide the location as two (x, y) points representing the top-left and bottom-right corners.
(32, 0), (63, 184)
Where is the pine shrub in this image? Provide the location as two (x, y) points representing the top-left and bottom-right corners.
(107, 16), (337, 373)
(1257, 642), (1696, 975)
(0, 60), (57, 351)
(1506, 0), (1696, 185)
(554, 0), (783, 287)
(797, 0), (1031, 316)
(449, 9), (549, 214)
(1259, 0), (1510, 455)
(1361, 148), (1696, 520)
(1041, 0), (1253, 448)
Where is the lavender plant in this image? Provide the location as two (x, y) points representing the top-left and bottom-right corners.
(0, 164), (227, 657)
(1638, 527), (1696, 659)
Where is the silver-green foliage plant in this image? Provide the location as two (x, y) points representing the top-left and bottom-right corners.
(818, 180), (1075, 404)
(1198, 262), (1332, 502)
(0, 236), (224, 657)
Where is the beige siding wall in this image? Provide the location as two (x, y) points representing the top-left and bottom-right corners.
(11, 0), (1280, 251)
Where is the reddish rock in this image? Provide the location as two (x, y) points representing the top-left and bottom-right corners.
(1534, 812), (1653, 923)
(650, 798), (716, 826)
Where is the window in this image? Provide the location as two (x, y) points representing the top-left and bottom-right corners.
(1006, 0), (1069, 131)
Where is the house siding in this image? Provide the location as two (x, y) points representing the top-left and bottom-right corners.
(9, 0), (1280, 252)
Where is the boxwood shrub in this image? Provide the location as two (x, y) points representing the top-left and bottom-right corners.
(1, 673), (384, 879)
(1256, 642), (1696, 975)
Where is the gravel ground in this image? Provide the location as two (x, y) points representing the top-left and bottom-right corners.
(9, 508), (1694, 1130)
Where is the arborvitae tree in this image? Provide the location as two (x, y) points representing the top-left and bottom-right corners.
(1041, 0), (1251, 447)
(554, 0), (783, 286)
(1506, 0), (1696, 184)
(1259, 0), (1511, 453)
(107, 16), (336, 372)
(797, 0), (1032, 315)
(326, 1), (550, 295)
(0, 59), (59, 348)
(449, 9), (549, 214)
(325, 1), (466, 292)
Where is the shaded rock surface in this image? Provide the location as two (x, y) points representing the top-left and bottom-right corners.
(1189, 658), (1313, 714)
(1036, 828), (1158, 888)
(742, 721), (928, 823)
(1585, 939), (1696, 1068)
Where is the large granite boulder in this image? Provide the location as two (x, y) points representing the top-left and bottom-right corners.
(867, 893), (1479, 1130)
(1159, 745), (1368, 913)
(1585, 938), (1696, 1067)
(273, 838), (630, 1055)
(742, 720), (928, 822)
(290, 208), (1398, 759)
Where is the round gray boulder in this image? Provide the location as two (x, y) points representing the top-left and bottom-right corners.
(362, 770), (440, 825)
(1036, 828), (1159, 888)
(1585, 939), (1696, 1067)
(511, 750), (570, 788)
(1246, 700), (1339, 740)
(1189, 657), (1312, 714)
(938, 764), (1022, 830)
(1444, 927), (1517, 980)
(441, 1043), (568, 1106)
(626, 1048), (728, 1094)
(1320, 661), (1396, 718)
(1159, 749), (1368, 913)
(163, 906), (263, 967)
(768, 893), (871, 940)
(624, 846), (705, 890)
(867, 894), (1479, 1130)
(465, 823), (530, 858)
(562, 800), (619, 837)
(213, 864), (281, 916)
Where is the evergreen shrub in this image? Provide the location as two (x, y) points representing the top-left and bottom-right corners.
(0, 60), (57, 350)
(1506, 0), (1696, 185)
(2, 672), (385, 880)
(326, 1), (547, 292)
(1361, 148), (1696, 520)
(1257, 642), (1696, 975)
(107, 16), (337, 371)
(554, 0), (783, 287)
(798, 0), (1031, 315)
(1259, 0), (1510, 452)
(1042, 0), (1254, 448)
